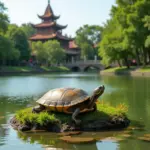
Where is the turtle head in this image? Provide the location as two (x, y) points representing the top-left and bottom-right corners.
(93, 85), (105, 97)
(88, 85), (105, 109)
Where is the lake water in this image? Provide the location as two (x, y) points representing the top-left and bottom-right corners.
(0, 73), (150, 150)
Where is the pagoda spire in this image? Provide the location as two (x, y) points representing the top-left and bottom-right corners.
(48, 0), (50, 4)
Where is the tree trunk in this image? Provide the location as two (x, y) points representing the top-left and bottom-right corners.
(142, 48), (147, 66)
(135, 49), (141, 66)
(124, 56), (130, 69)
(145, 48), (150, 65)
(117, 59), (122, 67)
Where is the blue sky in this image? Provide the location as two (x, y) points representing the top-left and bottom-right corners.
(2, 0), (115, 36)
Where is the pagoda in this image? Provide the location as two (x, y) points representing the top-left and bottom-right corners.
(30, 0), (80, 62)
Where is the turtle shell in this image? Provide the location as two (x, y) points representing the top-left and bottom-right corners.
(36, 88), (89, 113)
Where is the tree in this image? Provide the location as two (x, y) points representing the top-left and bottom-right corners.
(99, 0), (150, 68)
(32, 41), (45, 64)
(0, 1), (9, 34)
(32, 40), (66, 65)
(0, 35), (20, 65)
(75, 25), (101, 59)
(44, 40), (66, 64)
(20, 23), (36, 38)
(6, 24), (30, 61)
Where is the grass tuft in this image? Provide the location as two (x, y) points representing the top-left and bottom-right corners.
(37, 112), (56, 126)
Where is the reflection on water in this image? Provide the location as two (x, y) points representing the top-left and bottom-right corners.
(0, 73), (150, 150)
(97, 141), (118, 150)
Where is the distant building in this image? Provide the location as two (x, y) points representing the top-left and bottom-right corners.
(29, 0), (80, 63)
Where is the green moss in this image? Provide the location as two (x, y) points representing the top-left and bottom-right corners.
(16, 109), (58, 125)
(15, 102), (128, 125)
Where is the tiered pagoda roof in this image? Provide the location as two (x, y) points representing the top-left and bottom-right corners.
(38, 1), (60, 20)
(30, 32), (71, 41)
(32, 22), (67, 30)
(30, 0), (72, 42)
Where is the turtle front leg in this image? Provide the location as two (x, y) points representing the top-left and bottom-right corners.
(32, 105), (45, 113)
(72, 108), (81, 125)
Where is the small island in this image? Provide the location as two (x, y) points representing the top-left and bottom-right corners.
(10, 102), (130, 132)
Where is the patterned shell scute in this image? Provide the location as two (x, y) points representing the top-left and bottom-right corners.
(36, 88), (89, 107)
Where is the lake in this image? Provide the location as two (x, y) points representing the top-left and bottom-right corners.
(0, 73), (150, 150)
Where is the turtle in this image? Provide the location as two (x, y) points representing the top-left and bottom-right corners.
(32, 85), (105, 124)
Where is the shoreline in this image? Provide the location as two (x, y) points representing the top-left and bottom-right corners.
(0, 66), (70, 76)
(100, 68), (150, 77)
(0, 70), (70, 76)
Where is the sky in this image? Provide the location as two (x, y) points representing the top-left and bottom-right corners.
(1, 0), (116, 36)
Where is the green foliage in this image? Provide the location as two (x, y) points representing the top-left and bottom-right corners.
(37, 112), (56, 126)
(20, 23), (36, 38)
(143, 15), (150, 30)
(16, 108), (37, 124)
(16, 108), (58, 125)
(0, 1), (9, 34)
(99, 0), (150, 67)
(15, 102), (128, 125)
(75, 25), (101, 59)
(0, 35), (20, 64)
(44, 40), (65, 64)
(32, 40), (66, 65)
(6, 24), (30, 61)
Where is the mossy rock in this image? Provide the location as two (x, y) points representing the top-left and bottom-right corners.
(10, 103), (130, 132)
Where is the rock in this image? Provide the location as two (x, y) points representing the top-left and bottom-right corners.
(59, 136), (95, 144)
(0, 116), (4, 119)
(138, 137), (150, 142)
(119, 134), (132, 138)
(18, 125), (31, 132)
(25, 130), (46, 133)
(58, 131), (82, 136)
(127, 126), (145, 131)
(143, 134), (150, 137)
(10, 115), (130, 133)
(137, 134), (150, 142)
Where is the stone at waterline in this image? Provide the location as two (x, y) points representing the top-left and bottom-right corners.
(59, 136), (96, 144)
(138, 137), (150, 142)
(0, 116), (4, 119)
(58, 131), (82, 136)
(137, 134), (150, 142)
(119, 134), (132, 138)
(10, 114), (130, 132)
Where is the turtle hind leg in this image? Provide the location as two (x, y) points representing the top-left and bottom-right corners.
(32, 105), (45, 113)
(72, 108), (81, 125)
